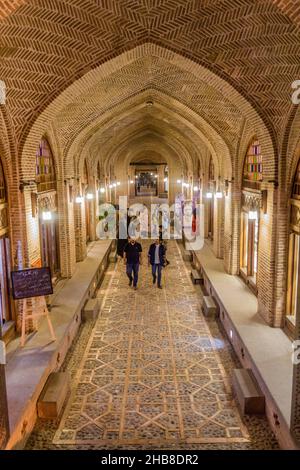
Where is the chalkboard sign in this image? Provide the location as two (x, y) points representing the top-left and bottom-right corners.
(11, 267), (53, 300)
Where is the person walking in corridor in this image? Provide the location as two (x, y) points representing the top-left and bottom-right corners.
(124, 237), (142, 290)
(148, 239), (166, 289)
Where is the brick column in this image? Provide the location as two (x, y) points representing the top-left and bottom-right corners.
(223, 186), (233, 273)
(213, 195), (224, 259)
(158, 165), (165, 195)
(273, 187), (289, 328)
(89, 178), (97, 242)
(0, 326), (9, 449)
(291, 261), (300, 445)
(129, 168), (135, 198)
(57, 179), (76, 277)
(257, 183), (276, 325)
(228, 182), (241, 275)
(74, 181), (87, 262)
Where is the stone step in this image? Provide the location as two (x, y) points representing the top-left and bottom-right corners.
(183, 250), (192, 262)
(109, 249), (117, 263)
(202, 295), (217, 317)
(191, 269), (202, 284)
(232, 368), (265, 415)
(37, 372), (70, 419)
(82, 298), (100, 321)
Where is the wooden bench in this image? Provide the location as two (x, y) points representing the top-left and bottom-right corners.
(232, 368), (265, 415)
(82, 298), (100, 321)
(37, 372), (70, 419)
(191, 269), (202, 284)
(202, 295), (217, 317)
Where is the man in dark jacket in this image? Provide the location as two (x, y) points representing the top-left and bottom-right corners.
(148, 239), (166, 289)
(124, 238), (143, 290)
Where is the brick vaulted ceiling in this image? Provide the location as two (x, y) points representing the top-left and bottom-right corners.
(1, 0), (300, 155)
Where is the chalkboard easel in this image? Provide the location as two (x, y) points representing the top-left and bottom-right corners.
(21, 296), (56, 348)
(10, 267), (56, 347)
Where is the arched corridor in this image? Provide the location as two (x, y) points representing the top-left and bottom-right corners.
(1, 0), (300, 453)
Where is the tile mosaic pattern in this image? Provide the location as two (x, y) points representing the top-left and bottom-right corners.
(26, 241), (279, 449)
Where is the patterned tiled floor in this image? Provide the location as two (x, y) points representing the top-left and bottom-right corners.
(26, 241), (279, 450)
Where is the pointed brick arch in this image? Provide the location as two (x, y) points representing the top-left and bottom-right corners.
(20, 43), (275, 184)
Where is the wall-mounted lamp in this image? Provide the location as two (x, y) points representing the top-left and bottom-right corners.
(206, 192), (213, 199)
(248, 210), (258, 220)
(117, 181), (121, 186)
(42, 210), (52, 221)
(177, 179), (182, 184)
(99, 187), (105, 193)
(216, 191), (223, 199)
(130, 180), (134, 184)
(75, 195), (84, 204)
(193, 186), (199, 192)
(86, 192), (94, 200)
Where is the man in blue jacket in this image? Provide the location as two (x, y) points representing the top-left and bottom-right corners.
(148, 239), (166, 289)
